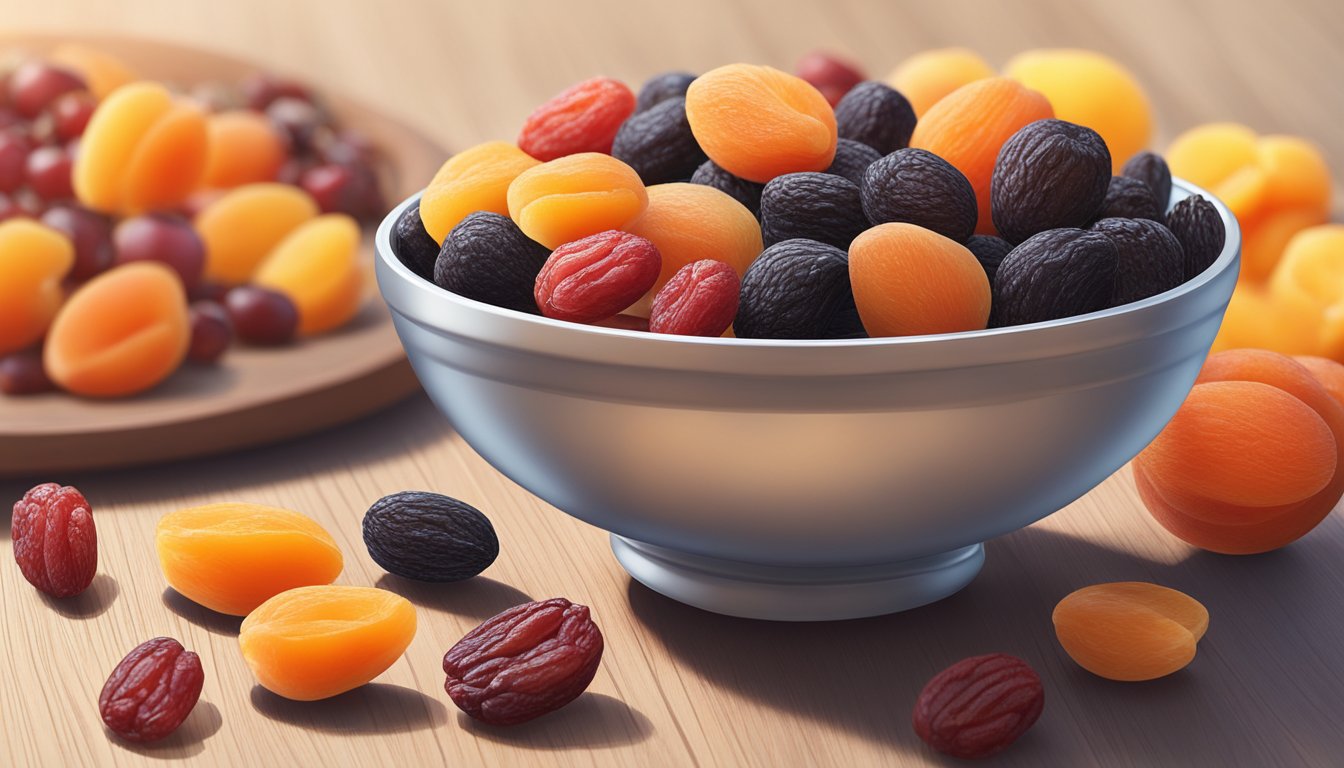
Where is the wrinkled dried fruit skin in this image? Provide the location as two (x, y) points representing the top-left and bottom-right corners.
(690, 160), (763, 215)
(1096, 176), (1162, 222)
(649, 259), (740, 337)
(1166, 194), (1225, 280)
(392, 202), (440, 280)
(611, 97), (707, 185)
(1052, 583), (1208, 681)
(635, 71), (696, 113)
(518, 77), (636, 161)
(1091, 218), (1184, 306)
(992, 228), (1118, 327)
(363, 491), (499, 582)
(1121, 151), (1172, 211)
(435, 212), (551, 314)
(861, 148), (977, 242)
(99, 637), (204, 743)
(912, 653), (1044, 760)
(760, 172), (868, 250)
(534, 231), (662, 323)
(443, 598), (604, 726)
(833, 81), (917, 155)
(824, 139), (881, 185)
(965, 235), (1013, 283)
(992, 119), (1112, 244)
(12, 482), (97, 598)
(735, 239), (863, 339)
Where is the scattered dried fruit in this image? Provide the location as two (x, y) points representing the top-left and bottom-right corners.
(1053, 582), (1208, 681)
(99, 637), (204, 743)
(11, 482), (97, 598)
(912, 653), (1044, 759)
(363, 491), (498, 582)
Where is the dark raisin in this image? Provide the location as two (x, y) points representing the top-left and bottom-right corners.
(1165, 194), (1226, 280)
(992, 228), (1118, 327)
(1091, 218), (1184, 305)
(1096, 176), (1162, 222)
(690, 160), (763, 215)
(363, 491), (499, 582)
(965, 234), (1013, 283)
(735, 238), (865, 339)
(635, 71), (696, 113)
(760, 172), (869, 250)
(991, 119), (1111, 244)
(825, 138), (881, 185)
(1121, 151), (1172, 212)
(833, 81), (917, 155)
(225, 286), (298, 346)
(611, 97), (707, 185)
(392, 201), (440, 280)
(434, 212), (550, 313)
(861, 148), (977, 242)
(0, 349), (55, 395)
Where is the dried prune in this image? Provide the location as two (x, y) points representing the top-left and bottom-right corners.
(690, 159), (763, 215)
(635, 71), (696, 113)
(392, 201), (440, 280)
(443, 598), (604, 726)
(363, 491), (499, 582)
(1091, 217), (1184, 305)
(992, 228), (1118, 327)
(736, 238), (864, 339)
(1096, 176), (1162, 222)
(649, 259), (739, 337)
(611, 97), (707, 185)
(824, 138), (881, 185)
(861, 148), (977, 242)
(12, 482), (97, 598)
(1121, 151), (1172, 211)
(534, 230), (661, 323)
(834, 81), (917, 155)
(965, 234), (1013, 282)
(435, 212), (550, 313)
(99, 637), (204, 743)
(1165, 194), (1226, 280)
(760, 172), (868, 250)
(991, 119), (1112, 243)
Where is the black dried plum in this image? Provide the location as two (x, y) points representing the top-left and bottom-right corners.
(861, 148), (977, 242)
(392, 201), (440, 280)
(363, 491), (499, 582)
(992, 228), (1118, 327)
(1121, 151), (1172, 212)
(735, 238), (865, 339)
(612, 97), (707, 184)
(1165, 194), (1226, 280)
(635, 71), (696, 113)
(825, 138), (881, 185)
(991, 119), (1111, 244)
(1096, 176), (1162, 222)
(760, 172), (869, 250)
(833, 81), (917, 155)
(1091, 217), (1184, 305)
(691, 159), (763, 215)
(965, 234), (1013, 282)
(434, 212), (550, 313)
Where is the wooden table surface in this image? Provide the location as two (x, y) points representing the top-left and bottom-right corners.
(4, 1), (1344, 766)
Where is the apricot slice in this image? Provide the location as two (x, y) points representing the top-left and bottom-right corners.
(507, 153), (647, 249)
(848, 223), (990, 336)
(202, 111), (287, 188)
(0, 220), (74, 356)
(239, 585), (416, 701)
(44, 261), (189, 397)
(253, 214), (364, 335)
(885, 48), (995, 118)
(156, 502), (343, 617)
(1053, 582), (1208, 681)
(196, 183), (319, 284)
(420, 141), (540, 243)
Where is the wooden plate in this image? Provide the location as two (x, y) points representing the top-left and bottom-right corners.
(0, 34), (447, 476)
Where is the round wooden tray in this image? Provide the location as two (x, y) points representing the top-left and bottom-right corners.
(0, 34), (447, 476)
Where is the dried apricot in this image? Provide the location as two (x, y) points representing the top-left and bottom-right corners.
(518, 77), (635, 161)
(195, 183), (319, 284)
(253, 214), (364, 336)
(885, 48), (995, 118)
(1264, 226), (1344, 358)
(1296, 356), (1344, 409)
(202, 110), (287, 188)
(0, 219), (74, 355)
(1053, 582), (1207, 681)
(507, 152), (647, 249)
(849, 223), (990, 336)
(420, 141), (540, 244)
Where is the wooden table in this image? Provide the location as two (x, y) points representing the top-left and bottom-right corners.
(4, 1), (1343, 766)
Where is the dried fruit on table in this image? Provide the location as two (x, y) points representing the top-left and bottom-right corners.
(1052, 582), (1208, 681)
(156, 502), (343, 616)
(991, 119), (1112, 244)
(443, 597), (604, 726)
(1120, 151), (1172, 210)
(849, 223), (990, 337)
(1096, 176), (1162, 222)
(634, 71), (696, 113)
(363, 491), (499, 582)
(649, 259), (740, 337)
(1090, 217), (1183, 306)
(253, 214), (364, 336)
(796, 50), (865, 107)
(11, 482), (97, 598)
(196, 182), (319, 284)
(435, 212), (551, 314)
(760, 172), (868, 250)
(735, 239), (863, 339)
(885, 47), (995, 118)
(611, 96), (707, 185)
(860, 147), (977, 242)
(535, 230), (661, 324)
(833, 81), (916, 155)
(518, 76), (636, 161)
(690, 159), (764, 215)
(240, 585), (416, 701)
(912, 653), (1044, 759)
(506, 152), (647, 249)
(225, 285), (299, 346)
(99, 637), (204, 743)
(419, 141), (540, 244)
(0, 218), (74, 356)
(991, 228), (1118, 327)
(1165, 194), (1225, 281)
(823, 138), (880, 186)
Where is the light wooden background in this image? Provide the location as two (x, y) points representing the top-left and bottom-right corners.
(4, 1), (1344, 766)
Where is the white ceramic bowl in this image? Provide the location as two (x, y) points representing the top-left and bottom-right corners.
(375, 181), (1240, 620)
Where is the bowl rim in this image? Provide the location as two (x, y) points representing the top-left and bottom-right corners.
(375, 178), (1240, 351)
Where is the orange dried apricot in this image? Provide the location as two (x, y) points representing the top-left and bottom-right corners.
(1296, 356), (1344, 409)
(848, 223), (990, 336)
(253, 214), (364, 335)
(1053, 582), (1208, 681)
(202, 111), (287, 188)
(196, 183), (319, 284)
(909, 77), (1053, 235)
(685, 63), (837, 183)
(0, 219), (74, 356)
(885, 48), (995, 118)
(239, 585), (416, 701)
(156, 502), (343, 617)
(50, 44), (136, 100)
(44, 261), (189, 397)
(506, 152), (647, 249)
(1264, 225), (1344, 356)
(420, 141), (540, 243)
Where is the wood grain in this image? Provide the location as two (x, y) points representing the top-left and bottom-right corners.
(3, 1), (1344, 766)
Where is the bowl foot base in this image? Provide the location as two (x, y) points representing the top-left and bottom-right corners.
(611, 536), (984, 621)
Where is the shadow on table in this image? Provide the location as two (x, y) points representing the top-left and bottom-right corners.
(627, 521), (1344, 766)
(375, 574), (532, 620)
(40, 573), (119, 620)
(457, 693), (653, 751)
(161, 588), (243, 636)
(250, 683), (447, 735)
(111, 700), (223, 760)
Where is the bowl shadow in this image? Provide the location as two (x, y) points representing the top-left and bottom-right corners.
(40, 573), (118, 619)
(161, 588), (243, 636)
(109, 700), (222, 760)
(374, 573), (532, 620)
(456, 693), (652, 751)
(249, 683), (447, 735)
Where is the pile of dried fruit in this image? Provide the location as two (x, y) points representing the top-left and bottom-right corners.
(0, 45), (386, 398)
